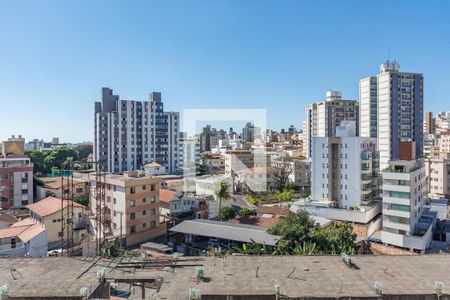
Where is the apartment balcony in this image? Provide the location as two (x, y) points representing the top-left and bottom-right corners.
(382, 171), (411, 181)
(382, 196), (410, 206)
(381, 224), (433, 251)
(361, 174), (372, 183)
(382, 183), (411, 193)
(382, 220), (410, 232)
(383, 208), (410, 219)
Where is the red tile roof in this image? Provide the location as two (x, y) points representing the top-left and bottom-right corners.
(27, 196), (84, 217)
(229, 216), (281, 229)
(159, 189), (177, 203)
(255, 206), (290, 216)
(0, 218), (45, 243)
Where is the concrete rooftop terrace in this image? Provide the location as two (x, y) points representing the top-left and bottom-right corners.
(0, 255), (450, 299)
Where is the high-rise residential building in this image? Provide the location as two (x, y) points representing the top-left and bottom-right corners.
(304, 91), (359, 158)
(199, 125), (228, 152)
(425, 112), (434, 134)
(360, 61), (424, 169)
(380, 142), (435, 252)
(241, 122), (255, 143)
(94, 88), (179, 173)
(178, 132), (201, 174)
(359, 76), (378, 138)
(0, 136), (34, 209)
(311, 121), (380, 209)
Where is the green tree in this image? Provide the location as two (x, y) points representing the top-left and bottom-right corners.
(268, 209), (317, 253)
(214, 180), (231, 214)
(218, 207), (235, 221)
(26, 150), (48, 175)
(314, 222), (357, 255)
(43, 146), (77, 171)
(238, 207), (254, 216)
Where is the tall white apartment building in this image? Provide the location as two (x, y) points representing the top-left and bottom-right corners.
(311, 122), (379, 209)
(359, 77), (378, 138)
(178, 133), (201, 174)
(305, 91), (359, 158)
(381, 154), (435, 251)
(360, 61), (424, 169)
(94, 88), (179, 173)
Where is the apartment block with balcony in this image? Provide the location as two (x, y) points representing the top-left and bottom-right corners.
(0, 136), (33, 209)
(381, 148), (436, 252)
(309, 122), (381, 238)
(89, 171), (166, 246)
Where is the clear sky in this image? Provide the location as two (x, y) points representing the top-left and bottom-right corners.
(1, 0), (449, 142)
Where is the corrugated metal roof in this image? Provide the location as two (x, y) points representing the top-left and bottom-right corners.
(169, 219), (280, 246)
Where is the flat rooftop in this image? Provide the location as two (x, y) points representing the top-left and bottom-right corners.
(1, 255), (450, 299)
(169, 219), (280, 246)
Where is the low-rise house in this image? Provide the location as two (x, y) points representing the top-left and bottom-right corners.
(234, 167), (277, 193)
(0, 218), (47, 257)
(143, 162), (168, 176)
(36, 176), (90, 201)
(159, 189), (209, 220)
(201, 153), (225, 174)
(27, 196), (87, 249)
(194, 175), (232, 218)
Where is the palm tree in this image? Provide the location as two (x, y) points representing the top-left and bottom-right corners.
(214, 180), (231, 219)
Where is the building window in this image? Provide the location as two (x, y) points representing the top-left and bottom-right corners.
(151, 196), (156, 203)
(142, 185), (147, 190)
(113, 198), (117, 204)
(130, 200), (135, 207)
(150, 221), (156, 228)
(151, 184), (156, 191)
(143, 210), (146, 215)
(130, 225), (136, 233)
(130, 213), (136, 220)
(143, 198), (147, 203)
(130, 187), (136, 194)
(143, 222), (147, 228)
(151, 209), (156, 215)
(11, 238), (16, 249)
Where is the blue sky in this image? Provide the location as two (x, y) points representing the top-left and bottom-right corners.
(1, 0), (449, 142)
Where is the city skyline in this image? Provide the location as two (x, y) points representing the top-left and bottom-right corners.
(1, 0), (450, 142)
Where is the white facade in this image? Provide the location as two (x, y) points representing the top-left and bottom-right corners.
(381, 159), (434, 251)
(360, 62), (424, 170)
(178, 134), (201, 174)
(359, 76), (378, 138)
(311, 122), (379, 209)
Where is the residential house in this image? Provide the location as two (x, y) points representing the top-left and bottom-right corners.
(0, 218), (47, 257)
(27, 196), (87, 249)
